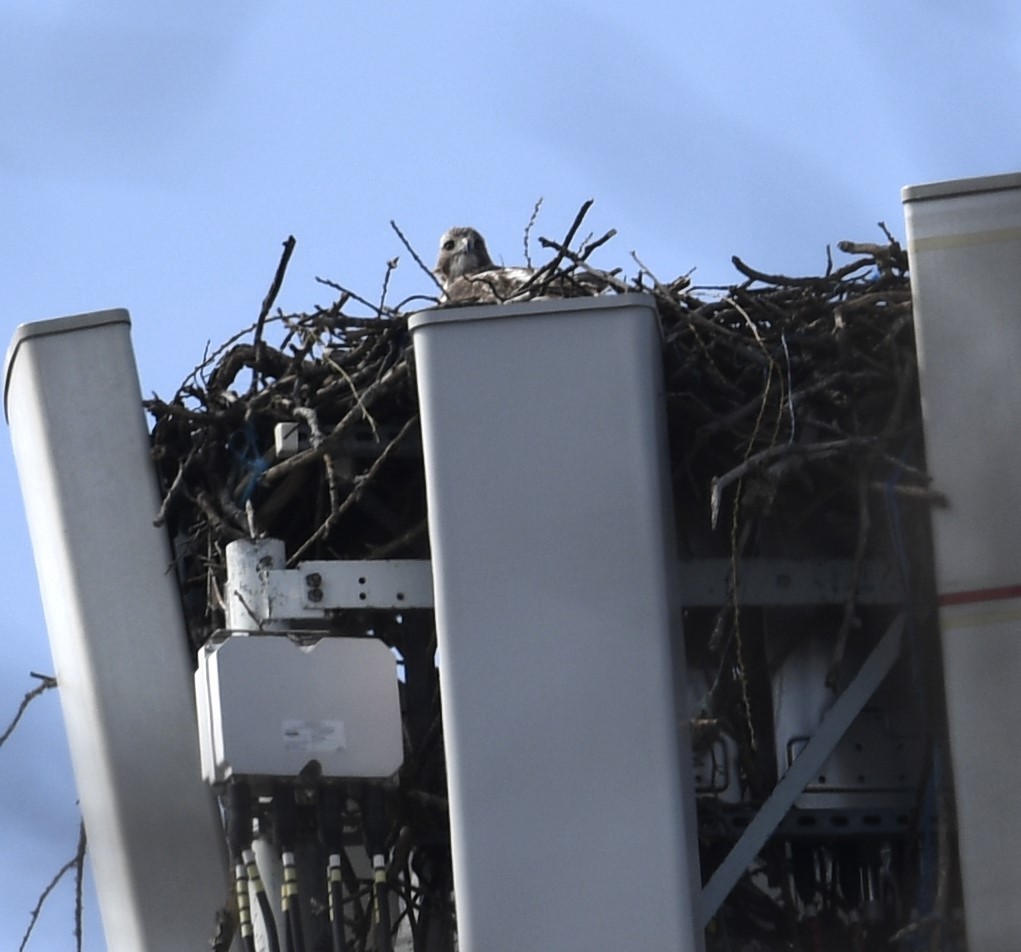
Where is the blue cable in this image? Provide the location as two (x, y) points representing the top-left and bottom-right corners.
(229, 422), (268, 504)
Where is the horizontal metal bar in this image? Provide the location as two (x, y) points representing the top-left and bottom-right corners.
(262, 559), (434, 616)
(231, 553), (899, 623)
(678, 558), (902, 606)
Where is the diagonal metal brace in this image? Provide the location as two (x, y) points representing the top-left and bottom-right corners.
(699, 613), (905, 928)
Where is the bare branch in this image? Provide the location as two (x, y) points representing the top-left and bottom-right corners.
(0, 673), (57, 749)
(390, 220), (446, 294)
(251, 236), (297, 395)
(19, 820), (87, 952)
(523, 197), (543, 268)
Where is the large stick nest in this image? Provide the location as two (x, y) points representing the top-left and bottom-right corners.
(147, 205), (930, 647)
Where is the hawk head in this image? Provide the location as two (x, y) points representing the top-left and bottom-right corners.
(434, 226), (495, 289)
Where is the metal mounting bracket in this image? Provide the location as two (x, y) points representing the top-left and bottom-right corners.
(699, 613), (905, 927)
(223, 538), (433, 631)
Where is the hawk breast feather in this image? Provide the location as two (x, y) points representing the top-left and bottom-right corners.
(433, 225), (605, 304)
(442, 266), (539, 304)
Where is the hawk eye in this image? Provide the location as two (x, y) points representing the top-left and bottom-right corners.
(443, 240), (456, 251)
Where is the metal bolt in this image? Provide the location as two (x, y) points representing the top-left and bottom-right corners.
(305, 572), (322, 588)
(308, 588), (324, 603)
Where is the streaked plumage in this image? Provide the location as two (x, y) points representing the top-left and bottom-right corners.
(433, 226), (536, 304)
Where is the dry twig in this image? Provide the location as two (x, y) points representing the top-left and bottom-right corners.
(0, 673), (57, 750)
(19, 820), (87, 952)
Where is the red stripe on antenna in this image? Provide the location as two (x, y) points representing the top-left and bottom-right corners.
(938, 584), (1021, 607)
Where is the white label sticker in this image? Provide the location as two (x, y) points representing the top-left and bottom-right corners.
(282, 719), (347, 753)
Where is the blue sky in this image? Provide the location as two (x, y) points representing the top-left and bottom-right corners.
(2, 2), (1019, 948)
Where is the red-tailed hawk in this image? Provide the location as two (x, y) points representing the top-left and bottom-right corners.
(434, 226), (536, 304)
(433, 225), (614, 305)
